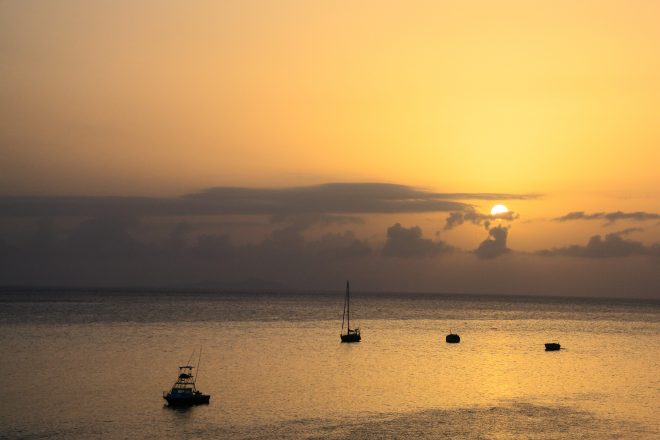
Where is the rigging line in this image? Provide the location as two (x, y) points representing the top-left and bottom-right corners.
(196, 345), (203, 386)
(186, 347), (196, 367)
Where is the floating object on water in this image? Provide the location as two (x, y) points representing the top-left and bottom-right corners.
(446, 330), (460, 343)
(163, 349), (210, 406)
(545, 342), (561, 351)
(340, 280), (361, 343)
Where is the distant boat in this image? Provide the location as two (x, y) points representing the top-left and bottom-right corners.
(163, 349), (210, 406)
(545, 342), (561, 351)
(446, 330), (460, 343)
(340, 281), (361, 343)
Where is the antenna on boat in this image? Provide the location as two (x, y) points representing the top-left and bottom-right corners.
(186, 348), (196, 368)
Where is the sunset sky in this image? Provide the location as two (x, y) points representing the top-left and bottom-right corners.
(1, 1), (659, 297)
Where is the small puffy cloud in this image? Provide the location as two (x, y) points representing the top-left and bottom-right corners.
(536, 230), (659, 258)
(445, 210), (519, 230)
(554, 211), (660, 224)
(474, 225), (510, 259)
(382, 223), (452, 258)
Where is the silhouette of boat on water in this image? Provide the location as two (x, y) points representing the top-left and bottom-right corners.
(545, 342), (561, 351)
(446, 330), (460, 343)
(163, 349), (210, 406)
(340, 281), (361, 343)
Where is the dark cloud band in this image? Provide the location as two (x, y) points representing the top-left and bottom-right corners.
(536, 230), (660, 258)
(0, 183), (536, 218)
(554, 211), (660, 223)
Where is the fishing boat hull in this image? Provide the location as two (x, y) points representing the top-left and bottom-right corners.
(340, 333), (361, 343)
(445, 333), (460, 343)
(163, 393), (210, 406)
(545, 343), (561, 351)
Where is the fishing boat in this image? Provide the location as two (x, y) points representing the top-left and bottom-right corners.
(340, 281), (361, 343)
(163, 350), (210, 406)
(545, 342), (561, 351)
(445, 330), (460, 343)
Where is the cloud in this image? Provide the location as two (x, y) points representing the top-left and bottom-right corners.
(65, 216), (143, 258)
(536, 230), (660, 258)
(307, 231), (372, 258)
(192, 234), (236, 259)
(382, 223), (452, 258)
(192, 226), (371, 262)
(554, 211), (660, 224)
(613, 227), (644, 236)
(167, 222), (193, 252)
(474, 225), (510, 259)
(445, 210), (519, 230)
(0, 183), (536, 218)
(268, 213), (365, 233)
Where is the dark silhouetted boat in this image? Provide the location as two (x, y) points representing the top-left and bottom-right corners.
(545, 342), (561, 351)
(163, 349), (210, 406)
(446, 330), (460, 343)
(340, 281), (361, 343)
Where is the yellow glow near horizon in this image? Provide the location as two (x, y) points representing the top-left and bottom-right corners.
(491, 205), (509, 216)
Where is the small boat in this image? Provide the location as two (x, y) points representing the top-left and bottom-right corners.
(163, 349), (210, 406)
(340, 280), (361, 343)
(446, 330), (460, 343)
(545, 342), (561, 351)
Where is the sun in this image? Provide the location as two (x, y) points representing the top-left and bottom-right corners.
(490, 204), (509, 216)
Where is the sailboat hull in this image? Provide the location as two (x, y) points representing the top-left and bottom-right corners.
(340, 333), (361, 343)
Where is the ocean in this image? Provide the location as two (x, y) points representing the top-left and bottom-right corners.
(0, 289), (658, 439)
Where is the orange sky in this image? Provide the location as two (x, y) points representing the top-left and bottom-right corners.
(0, 1), (659, 296)
(2, 1), (659, 195)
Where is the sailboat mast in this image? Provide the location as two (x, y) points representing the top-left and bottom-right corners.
(346, 280), (350, 330)
(341, 282), (347, 333)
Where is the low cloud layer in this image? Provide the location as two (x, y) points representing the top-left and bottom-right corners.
(382, 223), (452, 258)
(537, 230), (660, 258)
(0, 183), (537, 218)
(0, 213), (375, 287)
(474, 225), (510, 259)
(2, 183), (659, 297)
(1, 212), (659, 297)
(554, 211), (660, 224)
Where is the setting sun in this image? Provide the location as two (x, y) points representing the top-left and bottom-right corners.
(490, 204), (509, 216)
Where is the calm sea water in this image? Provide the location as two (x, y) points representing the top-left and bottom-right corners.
(0, 289), (658, 439)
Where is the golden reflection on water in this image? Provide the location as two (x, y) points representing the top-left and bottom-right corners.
(1, 314), (659, 438)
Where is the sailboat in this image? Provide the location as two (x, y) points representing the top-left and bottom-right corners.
(163, 348), (210, 406)
(340, 280), (361, 343)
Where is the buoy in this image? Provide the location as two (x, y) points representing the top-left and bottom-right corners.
(446, 331), (460, 343)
